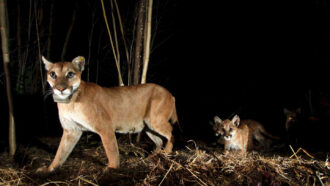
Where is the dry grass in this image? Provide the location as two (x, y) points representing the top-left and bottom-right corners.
(0, 135), (329, 185)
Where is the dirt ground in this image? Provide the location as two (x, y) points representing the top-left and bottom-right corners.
(0, 133), (329, 186)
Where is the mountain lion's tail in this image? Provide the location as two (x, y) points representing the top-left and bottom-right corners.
(259, 126), (280, 140)
(171, 97), (185, 146)
(171, 100), (178, 124)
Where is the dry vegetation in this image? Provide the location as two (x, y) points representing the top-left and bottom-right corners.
(0, 135), (329, 186)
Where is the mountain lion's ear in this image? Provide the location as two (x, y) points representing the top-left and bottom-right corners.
(214, 116), (222, 123)
(42, 56), (53, 71)
(231, 115), (240, 127)
(283, 108), (290, 115)
(72, 56), (85, 72)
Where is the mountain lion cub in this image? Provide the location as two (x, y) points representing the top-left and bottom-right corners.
(213, 115), (278, 153)
(37, 56), (178, 174)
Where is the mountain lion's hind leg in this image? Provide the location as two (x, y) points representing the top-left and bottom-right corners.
(145, 131), (163, 153)
(150, 121), (173, 153)
(147, 96), (175, 153)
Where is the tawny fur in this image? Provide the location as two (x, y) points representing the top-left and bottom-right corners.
(37, 56), (178, 174)
(213, 115), (278, 153)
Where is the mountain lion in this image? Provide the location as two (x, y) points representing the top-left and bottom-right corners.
(212, 115), (279, 153)
(37, 56), (178, 174)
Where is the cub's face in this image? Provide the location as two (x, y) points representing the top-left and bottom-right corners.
(213, 115), (240, 141)
(283, 108), (300, 130)
(42, 56), (85, 103)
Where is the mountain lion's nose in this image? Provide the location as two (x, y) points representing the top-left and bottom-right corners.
(56, 87), (65, 92)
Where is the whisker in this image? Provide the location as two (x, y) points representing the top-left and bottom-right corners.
(43, 88), (53, 100)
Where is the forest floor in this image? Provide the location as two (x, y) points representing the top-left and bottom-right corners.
(0, 134), (329, 186)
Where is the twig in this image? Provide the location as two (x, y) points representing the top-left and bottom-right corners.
(187, 140), (199, 151)
(315, 171), (325, 186)
(40, 181), (68, 186)
(158, 163), (173, 186)
(325, 153), (329, 169)
(20, 173), (37, 185)
(300, 148), (315, 159)
(76, 160), (85, 177)
(78, 176), (99, 186)
(289, 146), (314, 159)
(161, 153), (208, 186)
(186, 167), (208, 186)
(278, 172), (291, 181)
(289, 145), (301, 163)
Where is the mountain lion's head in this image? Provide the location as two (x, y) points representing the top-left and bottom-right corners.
(213, 115), (240, 141)
(42, 56), (85, 103)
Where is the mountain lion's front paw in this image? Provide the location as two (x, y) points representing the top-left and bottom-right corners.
(36, 166), (52, 175)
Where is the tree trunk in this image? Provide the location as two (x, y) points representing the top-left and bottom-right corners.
(46, 1), (54, 58)
(132, 0), (145, 85)
(15, 1), (23, 94)
(61, 8), (76, 61)
(87, 10), (96, 82)
(0, 0), (16, 156)
(35, 1), (45, 93)
(133, 0), (147, 143)
(141, 0), (153, 84)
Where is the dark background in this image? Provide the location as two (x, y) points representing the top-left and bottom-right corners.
(1, 0), (329, 150)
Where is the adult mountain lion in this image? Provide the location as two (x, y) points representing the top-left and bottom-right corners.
(37, 56), (178, 174)
(212, 115), (279, 153)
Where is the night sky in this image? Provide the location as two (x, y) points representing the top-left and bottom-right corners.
(1, 0), (329, 146)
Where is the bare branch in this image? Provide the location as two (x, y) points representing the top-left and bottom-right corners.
(100, 0), (124, 86)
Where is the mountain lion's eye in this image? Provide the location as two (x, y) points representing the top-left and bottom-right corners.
(49, 71), (57, 79)
(67, 72), (75, 79)
(229, 128), (233, 132)
(222, 127), (225, 132)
